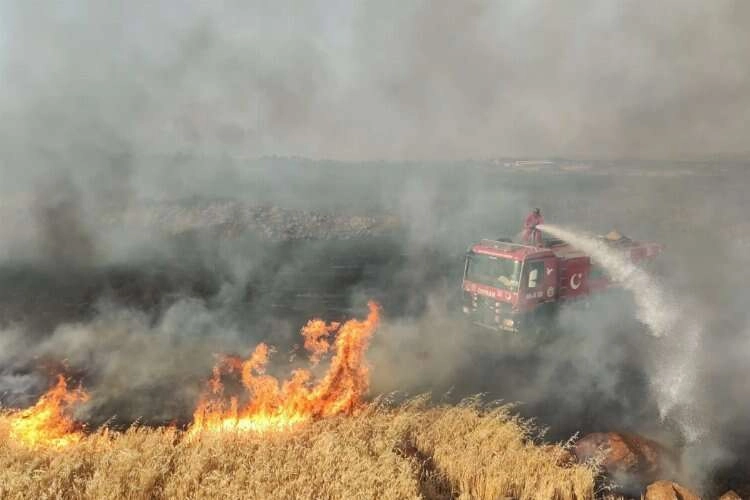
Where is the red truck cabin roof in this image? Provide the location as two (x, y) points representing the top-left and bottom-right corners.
(471, 239), (554, 261)
(472, 237), (662, 264)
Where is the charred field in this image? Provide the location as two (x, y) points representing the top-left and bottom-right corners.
(1, 159), (750, 498)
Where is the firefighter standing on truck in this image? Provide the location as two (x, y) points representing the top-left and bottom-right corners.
(522, 208), (544, 245)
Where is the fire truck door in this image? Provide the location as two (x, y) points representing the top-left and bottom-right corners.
(521, 258), (558, 306)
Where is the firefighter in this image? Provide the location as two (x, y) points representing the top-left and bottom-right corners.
(522, 208), (544, 245)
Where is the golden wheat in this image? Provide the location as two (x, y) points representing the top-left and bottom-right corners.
(0, 401), (595, 500)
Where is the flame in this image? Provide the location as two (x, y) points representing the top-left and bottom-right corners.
(189, 301), (380, 436)
(6, 375), (89, 448)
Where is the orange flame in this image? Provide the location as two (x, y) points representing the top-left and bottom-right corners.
(6, 375), (89, 448)
(189, 301), (380, 436)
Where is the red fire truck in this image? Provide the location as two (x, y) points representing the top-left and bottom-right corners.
(461, 232), (663, 332)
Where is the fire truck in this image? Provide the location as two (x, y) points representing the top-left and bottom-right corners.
(461, 231), (663, 332)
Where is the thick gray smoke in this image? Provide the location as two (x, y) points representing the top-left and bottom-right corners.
(2, 0), (750, 174)
(34, 299), (248, 424)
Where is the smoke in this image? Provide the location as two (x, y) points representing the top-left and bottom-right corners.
(538, 224), (705, 440)
(1, 292), (310, 425)
(1, 1), (750, 168)
(32, 174), (100, 267)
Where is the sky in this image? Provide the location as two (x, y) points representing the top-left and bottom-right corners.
(1, 0), (749, 167)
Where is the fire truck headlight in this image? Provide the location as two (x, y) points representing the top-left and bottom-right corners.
(502, 319), (515, 328)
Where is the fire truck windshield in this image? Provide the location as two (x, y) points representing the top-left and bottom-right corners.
(465, 253), (521, 291)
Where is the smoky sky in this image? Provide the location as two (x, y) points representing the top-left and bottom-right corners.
(1, 0), (750, 184)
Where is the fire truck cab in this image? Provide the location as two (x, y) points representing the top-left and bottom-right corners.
(461, 233), (662, 332)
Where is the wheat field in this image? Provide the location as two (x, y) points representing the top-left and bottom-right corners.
(0, 399), (596, 500)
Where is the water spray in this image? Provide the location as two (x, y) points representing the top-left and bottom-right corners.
(537, 224), (675, 338)
(538, 223), (705, 442)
